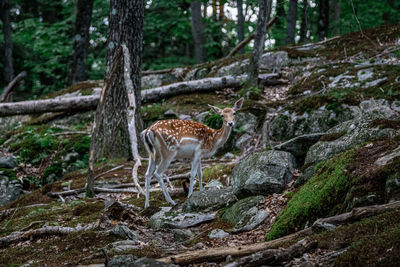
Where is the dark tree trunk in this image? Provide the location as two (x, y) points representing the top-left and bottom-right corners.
(299, 0), (309, 43)
(285, 0), (298, 45)
(191, 0), (207, 63)
(92, 0), (144, 161)
(39, 2), (64, 23)
(237, 0), (245, 54)
(330, 0), (340, 36)
(69, 0), (94, 85)
(218, 0), (224, 21)
(1, 0), (14, 87)
(245, 0), (272, 89)
(317, 0), (329, 40)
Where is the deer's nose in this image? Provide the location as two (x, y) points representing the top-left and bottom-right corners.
(228, 121), (234, 127)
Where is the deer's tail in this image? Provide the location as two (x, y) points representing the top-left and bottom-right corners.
(141, 129), (156, 161)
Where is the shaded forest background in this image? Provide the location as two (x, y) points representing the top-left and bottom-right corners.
(0, 0), (399, 100)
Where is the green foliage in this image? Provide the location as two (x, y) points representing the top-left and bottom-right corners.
(72, 136), (91, 155)
(204, 110), (223, 129)
(0, 168), (17, 181)
(266, 149), (355, 240)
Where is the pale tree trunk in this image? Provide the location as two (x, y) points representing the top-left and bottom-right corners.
(299, 0), (309, 43)
(191, 0), (207, 63)
(245, 0), (272, 90)
(285, 0), (298, 45)
(1, 0), (14, 93)
(237, 0), (245, 54)
(92, 0), (144, 162)
(330, 0), (340, 36)
(69, 0), (94, 85)
(317, 0), (329, 40)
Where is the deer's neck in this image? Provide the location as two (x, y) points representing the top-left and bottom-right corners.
(213, 124), (232, 149)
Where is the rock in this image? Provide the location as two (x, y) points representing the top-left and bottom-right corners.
(63, 152), (80, 163)
(274, 133), (325, 163)
(305, 100), (400, 166)
(109, 225), (137, 241)
(221, 196), (268, 233)
(172, 229), (194, 242)
(0, 156), (16, 169)
(216, 60), (249, 77)
(234, 133), (253, 150)
(269, 106), (356, 142)
(110, 240), (140, 253)
(182, 187), (237, 212)
(184, 67), (209, 81)
(312, 222), (337, 232)
(295, 165), (316, 187)
(208, 229), (229, 239)
(222, 152), (235, 160)
(108, 254), (137, 267)
(148, 207), (216, 230)
(194, 111), (209, 124)
(178, 114), (192, 121)
(259, 51), (289, 69)
(234, 112), (258, 134)
(204, 180), (224, 190)
(164, 109), (177, 118)
(0, 175), (23, 206)
(133, 258), (178, 267)
(232, 150), (296, 198)
(142, 71), (181, 89)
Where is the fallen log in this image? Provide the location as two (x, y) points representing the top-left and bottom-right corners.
(157, 227), (313, 265)
(0, 224), (96, 248)
(226, 239), (317, 267)
(0, 73), (280, 117)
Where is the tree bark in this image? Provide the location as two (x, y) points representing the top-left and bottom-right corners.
(330, 0), (340, 36)
(191, 0), (207, 63)
(245, 0), (272, 89)
(299, 0), (309, 43)
(92, 0), (144, 161)
(69, 0), (94, 85)
(0, 0), (14, 88)
(0, 74), (281, 117)
(317, 0), (329, 40)
(237, 0), (245, 54)
(0, 71), (27, 103)
(285, 0), (298, 45)
(272, 0), (286, 47)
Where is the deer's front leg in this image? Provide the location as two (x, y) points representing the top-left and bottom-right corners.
(144, 156), (156, 208)
(197, 161), (203, 191)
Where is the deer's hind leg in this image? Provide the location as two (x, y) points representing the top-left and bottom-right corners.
(144, 156), (157, 208)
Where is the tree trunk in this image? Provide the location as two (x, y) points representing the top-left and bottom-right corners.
(191, 0), (207, 63)
(69, 0), (94, 85)
(245, 0), (272, 90)
(237, 0), (245, 54)
(317, 0), (329, 40)
(212, 0), (218, 20)
(285, 0), (298, 45)
(218, 0), (224, 21)
(92, 0), (144, 161)
(272, 0), (286, 47)
(299, 0), (309, 43)
(0, 0), (14, 89)
(330, 0), (340, 36)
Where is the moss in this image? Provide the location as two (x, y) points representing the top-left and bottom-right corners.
(202, 164), (234, 185)
(72, 135), (91, 155)
(41, 162), (63, 184)
(320, 131), (347, 142)
(43, 80), (102, 99)
(266, 149), (355, 240)
(0, 168), (17, 180)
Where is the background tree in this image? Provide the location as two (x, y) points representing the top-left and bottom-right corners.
(245, 0), (272, 91)
(68, 0), (94, 85)
(1, 0), (14, 89)
(190, 0), (207, 63)
(317, 0), (329, 40)
(271, 0), (286, 47)
(91, 0), (144, 162)
(237, 0), (245, 54)
(299, 0), (309, 43)
(285, 0), (298, 45)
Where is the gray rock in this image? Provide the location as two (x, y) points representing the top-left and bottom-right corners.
(148, 207), (216, 229)
(194, 111), (209, 124)
(208, 229), (229, 239)
(216, 60), (249, 77)
(259, 51), (289, 69)
(0, 175), (23, 206)
(184, 67), (209, 81)
(132, 258), (178, 267)
(142, 72), (181, 89)
(232, 207), (269, 233)
(178, 114), (191, 121)
(108, 254), (137, 267)
(172, 229), (194, 242)
(312, 222), (337, 232)
(274, 133), (325, 162)
(109, 225), (137, 240)
(234, 133), (252, 150)
(235, 112), (258, 134)
(0, 156), (16, 169)
(222, 152), (235, 160)
(232, 150), (296, 198)
(295, 165), (316, 187)
(182, 187), (237, 212)
(204, 180), (224, 190)
(164, 109), (177, 117)
(110, 240), (140, 252)
(63, 152), (79, 163)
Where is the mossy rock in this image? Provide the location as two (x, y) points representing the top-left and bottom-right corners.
(221, 196), (264, 225)
(182, 187), (237, 213)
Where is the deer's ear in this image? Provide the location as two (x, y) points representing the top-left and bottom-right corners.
(234, 97), (244, 111)
(208, 104), (222, 114)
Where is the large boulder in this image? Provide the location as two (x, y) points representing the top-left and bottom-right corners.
(182, 187), (237, 212)
(232, 150), (296, 198)
(0, 156), (17, 169)
(0, 175), (23, 206)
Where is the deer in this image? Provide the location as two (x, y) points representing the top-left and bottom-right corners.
(141, 97), (244, 208)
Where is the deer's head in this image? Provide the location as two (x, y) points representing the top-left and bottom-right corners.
(208, 97), (244, 127)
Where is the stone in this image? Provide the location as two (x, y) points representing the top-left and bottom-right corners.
(172, 229), (194, 242)
(148, 207), (216, 230)
(0, 156), (16, 169)
(234, 112), (258, 134)
(132, 258), (178, 267)
(63, 152), (80, 163)
(295, 165), (316, 187)
(274, 133), (325, 163)
(178, 114), (191, 121)
(194, 111), (209, 124)
(108, 254), (137, 267)
(109, 225), (137, 241)
(0, 175), (23, 206)
(234, 133), (253, 150)
(110, 240), (140, 253)
(232, 150), (296, 198)
(208, 229), (229, 239)
(182, 187), (237, 212)
(232, 207), (269, 233)
(204, 180), (224, 190)
(164, 109), (177, 117)
(222, 152), (235, 160)
(259, 51), (289, 69)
